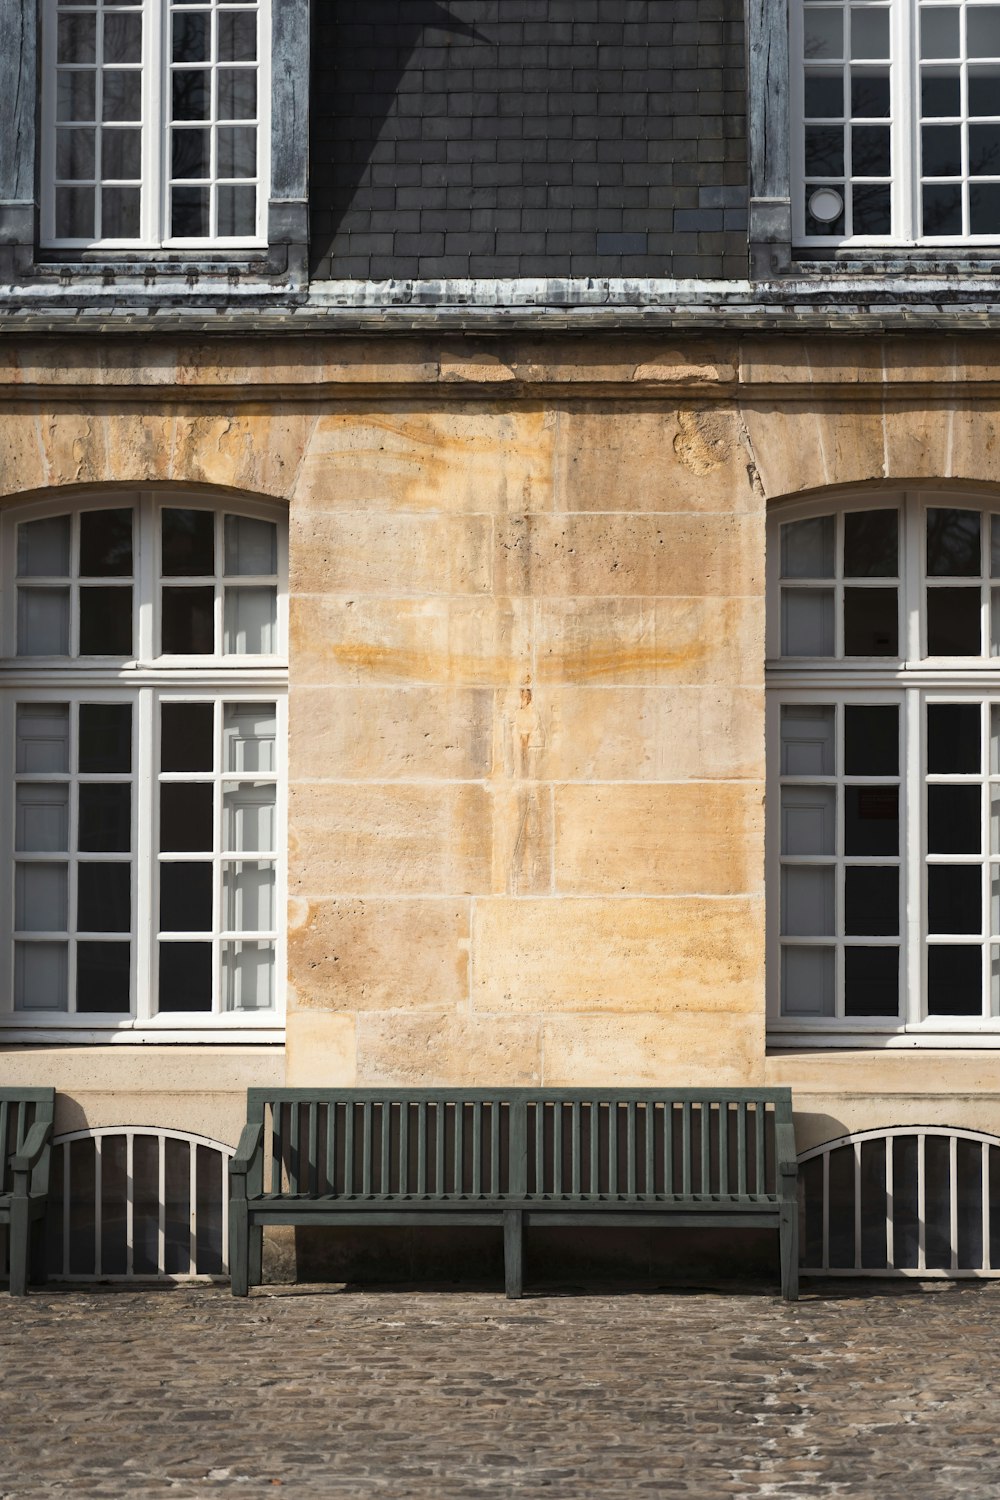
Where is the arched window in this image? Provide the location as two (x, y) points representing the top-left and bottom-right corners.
(768, 491), (1000, 1039)
(0, 491), (287, 1039)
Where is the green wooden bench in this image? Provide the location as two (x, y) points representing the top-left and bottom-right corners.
(1, 1088), (55, 1296)
(230, 1087), (799, 1299)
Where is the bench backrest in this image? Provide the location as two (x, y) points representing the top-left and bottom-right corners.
(246, 1089), (793, 1201)
(0, 1088), (55, 1197)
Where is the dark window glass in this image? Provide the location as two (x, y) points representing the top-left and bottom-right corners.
(805, 74), (844, 116)
(160, 862), (213, 931)
(845, 786), (899, 854)
(927, 588), (982, 655)
(79, 703), (131, 773)
(844, 510), (898, 577)
(924, 1135), (953, 1269)
(927, 509), (981, 575)
(160, 703), (214, 772)
(852, 183), (891, 234)
(852, 125), (891, 175)
(845, 705), (898, 775)
(160, 783), (213, 853)
(158, 941), (212, 1011)
(77, 941), (130, 1012)
(969, 69), (1000, 116)
(80, 509), (132, 576)
(860, 1138), (888, 1269)
(971, 183), (1000, 234)
(923, 183), (963, 234)
(161, 508), (215, 576)
(843, 588), (898, 654)
(927, 703), (981, 773)
(805, 187), (845, 236)
(162, 587), (214, 654)
(827, 1146), (855, 1267)
(805, 125), (845, 175)
(928, 865), (982, 934)
(927, 785), (981, 854)
(79, 784), (131, 852)
(921, 71), (961, 116)
(171, 185), (210, 236)
(927, 944), (982, 1014)
(922, 124), (962, 175)
(172, 10), (209, 61)
(77, 863), (131, 933)
(844, 946), (899, 1016)
(851, 71), (890, 116)
(172, 129), (211, 180)
(845, 867), (899, 935)
(969, 123), (1000, 175)
(79, 586), (133, 655)
(172, 70), (210, 121)
(893, 1136), (919, 1266)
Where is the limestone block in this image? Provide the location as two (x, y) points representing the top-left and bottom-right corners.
(554, 783), (764, 897)
(494, 513), (760, 599)
(295, 406), (555, 514)
(471, 896), (763, 1013)
(290, 685), (495, 780)
(355, 1013), (542, 1086)
(287, 898), (470, 1012)
(289, 595), (532, 689)
(741, 403), (888, 500)
(289, 511), (492, 596)
(541, 1013), (764, 1087)
(285, 1012), (356, 1086)
(883, 402), (957, 481)
(534, 685), (764, 781)
(288, 783), (493, 897)
(534, 596), (765, 688)
(489, 784), (554, 896)
(550, 405), (763, 514)
(946, 402), (1000, 487)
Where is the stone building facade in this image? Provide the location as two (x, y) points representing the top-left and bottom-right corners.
(3, 0), (1000, 1282)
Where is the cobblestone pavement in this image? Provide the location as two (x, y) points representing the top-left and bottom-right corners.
(2, 1280), (1000, 1499)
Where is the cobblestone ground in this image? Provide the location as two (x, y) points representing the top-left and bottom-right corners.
(2, 1280), (1000, 1498)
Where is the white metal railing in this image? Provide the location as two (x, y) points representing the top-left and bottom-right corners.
(799, 1127), (1000, 1277)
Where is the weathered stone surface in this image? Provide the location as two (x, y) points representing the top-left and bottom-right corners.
(289, 511), (493, 596)
(356, 1013), (541, 1085)
(554, 783), (764, 896)
(472, 896), (763, 1013)
(287, 898), (470, 1012)
(541, 1012), (763, 1086)
(290, 685), (495, 780)
(285, 1011), (356, 1086)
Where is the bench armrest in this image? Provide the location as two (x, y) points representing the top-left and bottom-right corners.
(10, 1120), (53, 1194)
(775, 1119), (799, 1184)
(230, 1123), (263, 1178)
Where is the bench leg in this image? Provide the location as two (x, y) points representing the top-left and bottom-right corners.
(230, 1199), (250, 1297)
(503, 1209), (523, 1300)
(249, 1223), (263, 1288)
(9, 1199), (29, 1296)
(780, 1200), (799, 1302)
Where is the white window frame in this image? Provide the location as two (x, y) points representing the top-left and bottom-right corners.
(767, 487), (1000, 1047)
(791, 0), (1000, 247)
(39, 0), (271, 251)
(0, 490), (287, 1044)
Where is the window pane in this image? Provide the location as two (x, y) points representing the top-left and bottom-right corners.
(781, 588), (835, 655)
(58, 71), (96, 123)
(15, 864), (68, 932)
(55, 185), (95, 239)
(781, 866), (835, 936)
(78, 784), (131, 853)
(224, 704), (277, 772)
(77, 941), (131, 1013)
(927, 587), (982, 655)
(80, 509), (132, 576)
(781, 704), (835, 776)
(171, 185), (210, 237)
(845, 866), (899, 935)
(805, 73), (844, 116)
(927, 703), (980, 773)
(970, 183), (1000, 234)
(18, 516), (70, 577)
(101, 186), (140, 238)
(160, 862), (213, 932)
(927, 509), (981, 575)
(222, 941), (274, 1011)
(843, 509), (897, 577)
(781, 515), (834, 577)
(217, 128), (257, 179)
(781, 785), (836, 855)
(851, 7), (889, 59)
(18, 589), (70, 655)
(922, 7), (960, 58)
(102, 71), (141, 123)
(162, 508), (215, 575)
(172, 129), (211, 180)
(845, 786), (899, 855)
(160, 784), (213, 853)
(58, 13), (96, 63)
(217, 185), (257, 237)
(16, 703), (69, 772)
(844, 704), (898, 775)
(781, 945), (835, 1015)
(172, 70), (211, 121)
(929, 865), (982, 935)
(927, 944), (983, 1014)
(158, 942), (212, 1012)
(79, 586), (133, 654)
(224, 862), (275, 931)
(852, 183), (891, 235)
(224, 586), (276, 653)
(16, 785), (69, 853)
(923, 183), (963, 235)
(172, 10), (210, 61)
(922, 123), (962, 175)
(79, 703), (132, 773)
(969, 124), (1000, 176)
(223, 783), (276, 853)
(843, 587), (898, 654)
(927, 785), (981, 854)
(968, 7), (1000, 58)
(225, 515), (277, 575)
(56, 128), (95, 180)
(804, 8), (843, 58)
(851, 71), (890, 117)
(14, 942), (68, 1011)
(805, 124), (845, 175)
(218, 70), (257, 120)
(218, 11), (257, 61)
(162, 587), (215, 654)
(852, 125), (891, 175)
(78, 863), (131, 933)
(160, 703), (214, 772)
(844, 945), (899, 1016)
(103, 10), (142, 64)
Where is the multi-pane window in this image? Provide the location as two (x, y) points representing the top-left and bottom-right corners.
(793, 0), (1000, 244)
(0, 494), (286, 1034)
(42, 0), (268, 248)
(768, 493), (1000, 1035)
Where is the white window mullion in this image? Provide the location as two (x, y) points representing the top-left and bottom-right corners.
(905, 686), (923, 1027)
(896, 0), (917, 239)
(135, 685), (154, 1023)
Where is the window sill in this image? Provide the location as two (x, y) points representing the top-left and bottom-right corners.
(769, 1026), (1000, 1049)
(0, 1021), (284, 1045)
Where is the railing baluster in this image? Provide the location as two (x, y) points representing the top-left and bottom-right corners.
(700, 1102), (711, 1196)
(534, 1102), (545, 1197)
(417, 1101), (427, 1197)
(399, 1101), (409, 1197)
(644, 1102), (654, 1198)
(308, 1104), (318, 1196)
(381, 1102), (391, 1198)
(362, 1101), (372, 1197)
(664, 1102), (674, 1196)
(345, 1103), (355, 1197)
(737, 1101), (747, 1195)
(572, 1101), (581, 1196)
(681, 1102), (692, 1196)
(472, 1103), (482, 1198)
(608, 1103), (618, 1197)
(554, 1102), (563, 1197)
(326, 1103), (336, 1196)
(589, 1101), (599, 1197)
(627, 1102), (636, 1198)
(491, 1103), (500, 1195)
(454, 1101), (464, 1196)
(719, 1101), (730, 1196)
(434, 1101), (445, 1200)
